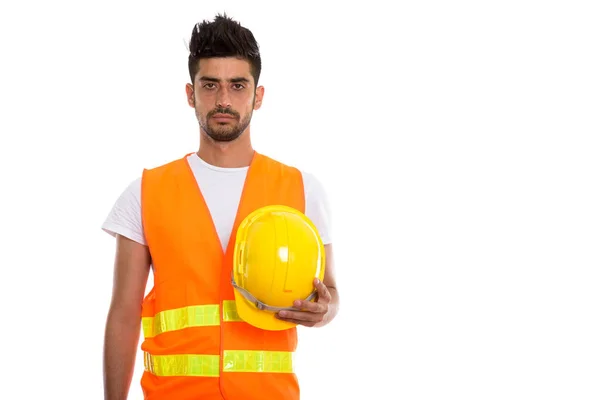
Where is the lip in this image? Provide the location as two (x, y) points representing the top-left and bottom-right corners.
(212, 114), (235, 119)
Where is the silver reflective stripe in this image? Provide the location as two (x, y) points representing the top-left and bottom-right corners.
(231, 271), (317, 312)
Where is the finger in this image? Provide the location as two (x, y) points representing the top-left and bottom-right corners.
(277, 310), (321, 322)
(314, 279), (332, 303)
(292, 299), (325, 313)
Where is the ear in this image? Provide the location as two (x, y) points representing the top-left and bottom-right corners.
(253, 85), (265, 110)
(185, 83), (195, 108)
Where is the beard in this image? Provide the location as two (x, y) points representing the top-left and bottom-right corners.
(198, 106), (253, 143)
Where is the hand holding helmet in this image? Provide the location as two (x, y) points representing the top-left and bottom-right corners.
(275, 277), (332, 327)
(232, 204), (326, 331)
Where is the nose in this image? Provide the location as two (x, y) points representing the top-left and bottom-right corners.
(216, 88), (231, 109)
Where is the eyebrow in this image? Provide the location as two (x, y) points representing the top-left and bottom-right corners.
(199, 76), (250, 84)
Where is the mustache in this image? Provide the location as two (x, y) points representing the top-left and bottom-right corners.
(208, 108), (239, 118)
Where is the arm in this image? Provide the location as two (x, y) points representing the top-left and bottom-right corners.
(103, 234), (151, 400)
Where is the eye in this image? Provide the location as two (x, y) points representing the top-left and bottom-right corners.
(203, 83), (216, 90)
(232, 84), (245, 90)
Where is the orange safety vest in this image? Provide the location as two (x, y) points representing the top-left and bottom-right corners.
(139, 151), (305, 400)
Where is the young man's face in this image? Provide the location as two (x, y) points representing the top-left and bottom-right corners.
(186, 57), (264, 142)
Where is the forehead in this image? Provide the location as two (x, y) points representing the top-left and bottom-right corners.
(196, 57), (253, 80)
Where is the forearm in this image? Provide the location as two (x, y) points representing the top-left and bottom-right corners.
(315, 286), (339, 328)
(103, 311), (141, 400)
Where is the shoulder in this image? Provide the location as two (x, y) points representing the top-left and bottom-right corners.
(256, 152), (302, 175)
(142, 155), (189, 180)
(258, 152), (329, 199)
(101, 176), (145, 245)
(256, 153), (332, 242)
(112, 176), (142, 206)
(144, 154), (189, 173)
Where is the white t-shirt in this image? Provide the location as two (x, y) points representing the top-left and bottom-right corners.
(102, 153), (332, 251)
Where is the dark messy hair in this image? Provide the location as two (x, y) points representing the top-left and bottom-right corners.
(188, 13), (262, 86)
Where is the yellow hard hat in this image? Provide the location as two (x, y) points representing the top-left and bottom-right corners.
(231, 205), (326, 331)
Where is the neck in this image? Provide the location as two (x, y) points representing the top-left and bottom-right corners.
(197, 132), (255, 168)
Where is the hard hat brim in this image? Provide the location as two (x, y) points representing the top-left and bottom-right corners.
(233, 289), (299, 331)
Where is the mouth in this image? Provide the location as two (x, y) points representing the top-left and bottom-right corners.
(211, 114), (236, 123)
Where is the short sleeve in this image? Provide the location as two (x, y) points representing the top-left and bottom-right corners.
(101, 177), (147, 246)
(302, 171), (333, 245)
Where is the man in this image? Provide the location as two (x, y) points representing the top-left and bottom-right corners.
(102, 13), (339, 400)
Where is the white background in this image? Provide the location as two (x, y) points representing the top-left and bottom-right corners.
(1, 0), (599, 399)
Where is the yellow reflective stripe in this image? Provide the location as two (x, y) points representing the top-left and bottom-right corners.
(144, 353), (220, 377)
(142, 301), (247, 337)
(143, 351), (294, 376)
(222, 300), (243, 322)
(223, 350), (294, 373)
(142, 317), (153, 338)
(142, 304), (220, 338)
